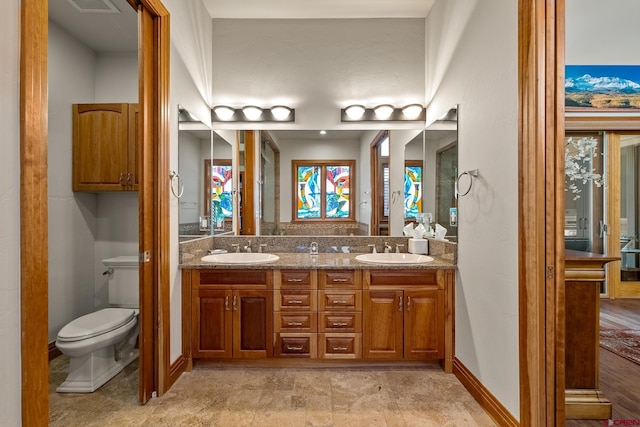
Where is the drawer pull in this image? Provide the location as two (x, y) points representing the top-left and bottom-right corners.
(287, 322), (303, 326)
(286, 278), (303, 282)
(287, 300), (304, 304)
(332, 300), (349, 304)
(332, 346), (349, 351)
(332, 322), (348, 327)
(287, 346), (303, 351)
(332, 278), (348, 282)
(225, 295), (229, 311)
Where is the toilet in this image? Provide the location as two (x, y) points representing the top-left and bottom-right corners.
(56, 255), (140, 393)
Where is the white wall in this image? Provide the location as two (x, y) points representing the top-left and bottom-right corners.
(211, 18), (425, 131)
(566, 0), (640, 64)
(426, 0), (520, 418)
(0, 0), (21, 423)
(163, 0), (213, 363)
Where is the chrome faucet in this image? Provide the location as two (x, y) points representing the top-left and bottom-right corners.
(384, 242), (391, 253)
(310, 241), (319, 255)
(395, 244), (404, 253)
(258, 243), (267, 253)
(231, 243), (240, 253)
(244, 240), (252, 253)
(368, 244), (377, 254)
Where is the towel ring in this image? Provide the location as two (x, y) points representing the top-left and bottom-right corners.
(169, 170), (184, 198)
(455, 169), (479, 197)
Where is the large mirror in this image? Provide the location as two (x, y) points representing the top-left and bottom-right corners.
(208, 107), (458, 239)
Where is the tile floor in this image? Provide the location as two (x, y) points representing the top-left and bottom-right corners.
(49, 357), (496, 426)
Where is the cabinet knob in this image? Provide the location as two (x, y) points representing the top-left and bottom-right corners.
(119, 172), (126, 186)
(398, 296), (403, 311)
(232, 295), (237, 310)
(287, 346), (303, 351)
(406, 296), (411, 311)
(225, 295), (229, 311)
(332, 347), (349, 352)
(287, 322), (303, 326)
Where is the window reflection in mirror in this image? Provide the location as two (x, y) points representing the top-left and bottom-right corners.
(177, 106), (212, 239)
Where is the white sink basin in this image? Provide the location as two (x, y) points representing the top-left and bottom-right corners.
(355, 253), (434, 264)
(201, 253), (280, 264)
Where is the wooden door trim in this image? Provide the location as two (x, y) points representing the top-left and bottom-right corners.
(518, 0), (566, 425)
(20, 0), (49, 424)
(19, 0), (171, 420)
(137, 0), (171, 400)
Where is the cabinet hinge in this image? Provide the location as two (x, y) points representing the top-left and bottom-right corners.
(546, 265), (554, 279)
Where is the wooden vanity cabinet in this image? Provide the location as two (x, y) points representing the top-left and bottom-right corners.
(190, 270), (273, 359)
(363, 270), (446, 362)
(72, 103), (139, 192)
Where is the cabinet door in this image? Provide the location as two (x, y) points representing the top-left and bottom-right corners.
(233, 290), (273, 358)
(404, 289), (444, 359)
(363, 290), (403, 359)
(72, 103), (130, 191)
(192, 289), (232, 358)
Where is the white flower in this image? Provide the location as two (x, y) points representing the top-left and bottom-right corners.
(565, 136), (605, 200)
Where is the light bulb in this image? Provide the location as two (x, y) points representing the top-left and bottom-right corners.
(374, 104), (394, 120)
(401, 104), (424, 120)
(344, 105), (366, 120)
(213, 106), (235, 121)
(270, 105), (291, 121)
(242, 106), (263, 121)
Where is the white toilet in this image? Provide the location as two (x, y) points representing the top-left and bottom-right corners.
(56, 255), (140, 393)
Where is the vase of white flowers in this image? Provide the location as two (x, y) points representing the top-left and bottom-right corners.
(565, 136), (604, 200)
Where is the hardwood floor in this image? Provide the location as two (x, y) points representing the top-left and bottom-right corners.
(566, 298), (640, 426)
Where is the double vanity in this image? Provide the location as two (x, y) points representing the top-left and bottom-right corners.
(180, 237), (456, 373)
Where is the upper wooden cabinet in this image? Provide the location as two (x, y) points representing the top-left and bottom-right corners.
(72, 103), (139, 192)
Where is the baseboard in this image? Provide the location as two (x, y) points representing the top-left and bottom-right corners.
(48, 341), (62, 361)
(168, 355), (188, 390)
(453, 357), (519, 427)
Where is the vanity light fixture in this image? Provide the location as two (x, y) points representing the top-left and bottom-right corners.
(401, 104), (424, 120)
(319, 130), (327, 135)
(211, 105), (296, 122)
(242, 105), (263, 121)
(373, 104), (394, 120)
(344, 104), (366, 120)
(212, 105), (235, 121)
(270, 105), (293, 121)
(341, 103), (426, 122)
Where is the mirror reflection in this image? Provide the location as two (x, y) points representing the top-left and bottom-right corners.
(206, 106), (457, 240)
(177, 106), (212, 238)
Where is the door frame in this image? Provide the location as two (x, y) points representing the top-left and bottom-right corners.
(19, 0), (170, 423)
(518, 0), (566, 424)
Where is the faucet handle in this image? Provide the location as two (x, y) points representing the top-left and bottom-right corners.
(259, 243), (267, 253)
(231, 243), (240, 253)
(395, 244), (405, 253)
(384, 242), (391, 253)
(367, 244), (377, 254)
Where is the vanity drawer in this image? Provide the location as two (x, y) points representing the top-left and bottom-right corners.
(319, 333), (361, 359)
(275, 289), (317, 311)
(274, 333), (317, 358)
(274, 312), (317, 332)
(319, 270), (360, 289)
(196, 269), (270, 289)
(319, 290), (361, 311)
(366, 269), (438, 289)
(318, 312), (361, 333)
(277, 270), (314, 289)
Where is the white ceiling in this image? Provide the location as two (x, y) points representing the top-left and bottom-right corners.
(202, 0), (435, 19)
(49, 0), (434, 52)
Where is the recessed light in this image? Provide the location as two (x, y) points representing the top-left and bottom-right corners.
(320, 130), (327, 135)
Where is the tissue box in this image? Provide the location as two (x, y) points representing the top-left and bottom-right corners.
(408, 238), (429, 255)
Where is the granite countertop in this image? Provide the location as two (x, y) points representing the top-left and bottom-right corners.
(179, 251), (456, 270)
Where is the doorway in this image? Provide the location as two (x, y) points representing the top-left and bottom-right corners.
(20, 0), (170, 422)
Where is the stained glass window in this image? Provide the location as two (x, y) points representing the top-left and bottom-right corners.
(293, 160), (355, 220)
(404, 164), (423, 219)
(211, 164), (233, 220)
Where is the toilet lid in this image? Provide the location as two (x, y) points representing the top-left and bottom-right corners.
(57, 308), (136, 342)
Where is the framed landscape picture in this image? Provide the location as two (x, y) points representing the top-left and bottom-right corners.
(565, 65), (640, 111)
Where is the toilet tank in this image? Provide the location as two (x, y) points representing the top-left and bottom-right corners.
(102, 256), (139, 308)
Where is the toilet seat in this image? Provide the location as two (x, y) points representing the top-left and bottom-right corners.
(57, 308), (136, 343)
